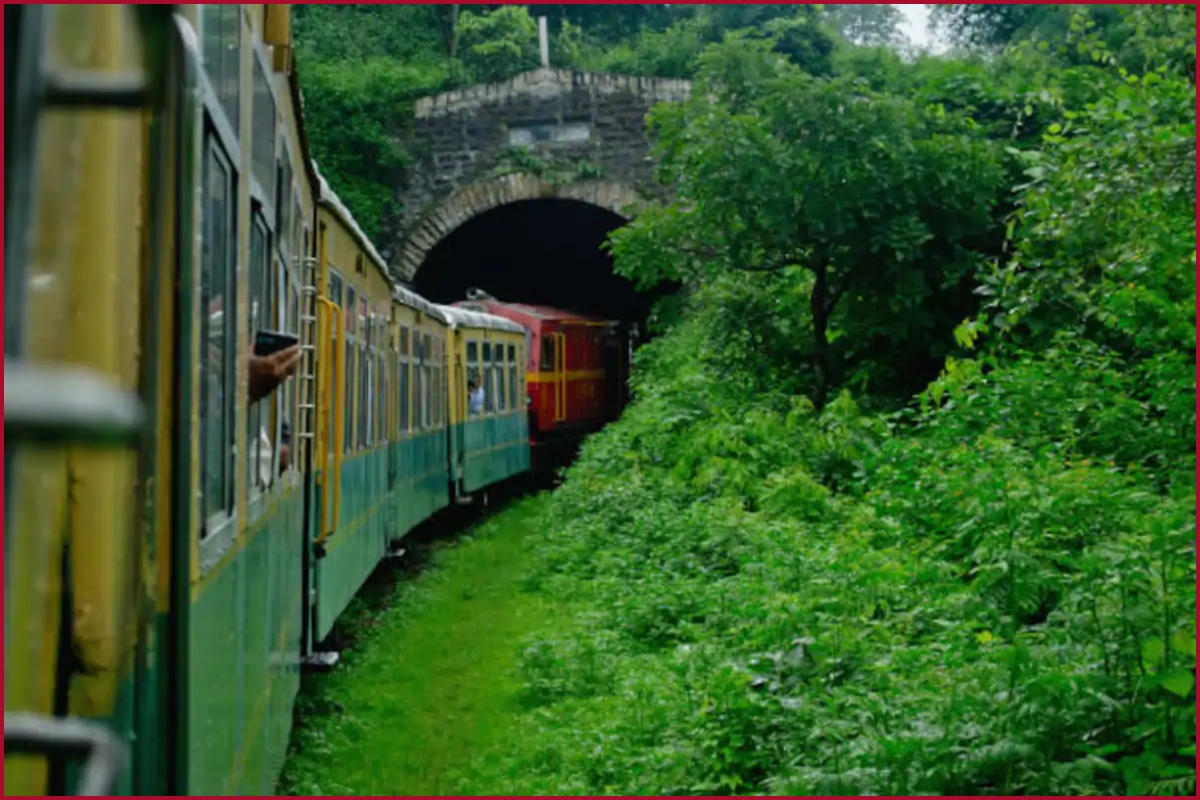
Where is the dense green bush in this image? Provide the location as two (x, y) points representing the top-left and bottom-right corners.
(468, 7), (1197, 796)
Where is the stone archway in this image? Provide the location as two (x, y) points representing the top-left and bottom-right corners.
(391, 174), (646, 282)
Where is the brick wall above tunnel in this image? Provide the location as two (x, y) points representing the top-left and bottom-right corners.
(390, 68), (692, 282)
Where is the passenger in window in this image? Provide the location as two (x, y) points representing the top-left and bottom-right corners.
(468, 376), (485, 416)
(279, 421), (292, 473)
(249, 345), (301, 489)
(248, 344), (302, 405)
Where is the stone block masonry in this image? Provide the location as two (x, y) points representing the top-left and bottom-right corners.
(391, 68), (692, 282)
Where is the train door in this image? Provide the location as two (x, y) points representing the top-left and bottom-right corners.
(543, 328), (568, 424)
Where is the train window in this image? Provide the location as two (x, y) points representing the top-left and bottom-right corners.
(371, 318), (380, 444)
(541, 334), (555, 372)
(248, 212), (274, 494)
(328, 269), (342, 458)
(360, 314), (370, 448)
(358, 309), (369, 448)
(329, 270), (342, 306)
(359, 301), (370, 448)
(344, 283), (356, 454)
(422, 333), (432, 429)
(377, 337), (387, 443)
(508, 344), (518, 412)
(494, 342), (506, 413)
(481, 342), (494, 414)
(276, 158), (293, 255)
(251, 52), (275, 203)
(399, 327), (410, 434)
(435, 338), (443, 427)
(199, 134), (237, 532)
(467, 340), (480, 417)
(414, 332), (426, 431)
(200, 5), (241, 131)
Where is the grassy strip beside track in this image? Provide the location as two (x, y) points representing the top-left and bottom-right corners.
(279, 494), (571, 796)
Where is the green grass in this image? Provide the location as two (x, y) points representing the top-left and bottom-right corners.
(280, 494), (569, 796)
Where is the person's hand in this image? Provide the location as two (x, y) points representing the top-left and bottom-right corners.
(248, 343), (302, 404)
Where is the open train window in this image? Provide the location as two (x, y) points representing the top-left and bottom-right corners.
(541, 333), (555, 372)
(247, 210), (274, 496)
(467, 340), (481, 416)
(199, 132), (238, 535)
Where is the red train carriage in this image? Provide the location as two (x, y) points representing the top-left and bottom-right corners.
(455, 292), (630, 469)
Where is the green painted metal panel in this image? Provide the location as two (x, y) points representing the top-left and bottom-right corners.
(186, 483), (305, 796)
(313, 430), (450, 643)
(461, 411), (530, 493)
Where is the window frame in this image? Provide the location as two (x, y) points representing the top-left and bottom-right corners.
(246, 207), (276, 504)
(198, 120), (239, 550)
(399, 326), (410, 435)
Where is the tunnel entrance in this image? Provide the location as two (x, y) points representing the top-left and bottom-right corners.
(411, 198), (657, 326)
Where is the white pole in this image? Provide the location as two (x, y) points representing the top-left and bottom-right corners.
(538, 16), (549, 68)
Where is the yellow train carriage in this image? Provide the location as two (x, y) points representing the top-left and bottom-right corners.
(437, 306), (532, 497)
(5, 4), (195, 795)
(309, 171), (452, 645)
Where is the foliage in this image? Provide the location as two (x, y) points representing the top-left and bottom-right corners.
(451, 8), (1196, 797)
(456, 5), (541, 84)
(285, 7), (1196, 797)
(609, 39), (1008, 407)
(822, 3), (906, 47)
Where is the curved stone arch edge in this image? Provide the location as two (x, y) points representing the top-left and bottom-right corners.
(390, 173), (653, 283)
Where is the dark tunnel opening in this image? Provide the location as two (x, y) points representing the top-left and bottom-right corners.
(411, 198), (664, 328)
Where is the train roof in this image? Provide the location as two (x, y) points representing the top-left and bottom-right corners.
(312, 161), (390, 281)
(392, 284), (447, 323)
(457, 299), (612, 324)
(434, 304), (527, 335)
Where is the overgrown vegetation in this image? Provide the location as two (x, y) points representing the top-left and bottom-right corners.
(490, 5), (1196, 796)
(288, 4), (1196, 796)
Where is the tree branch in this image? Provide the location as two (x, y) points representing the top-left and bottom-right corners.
(825, 283), (847, 316)
(672, 243), (799, 274)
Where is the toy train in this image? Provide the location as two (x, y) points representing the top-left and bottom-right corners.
(3, 5), (629, 796)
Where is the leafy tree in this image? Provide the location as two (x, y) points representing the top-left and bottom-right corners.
(457, 5), (541, 83)
(822, 3), (906, 47)
(609, 39), (1007, 407)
